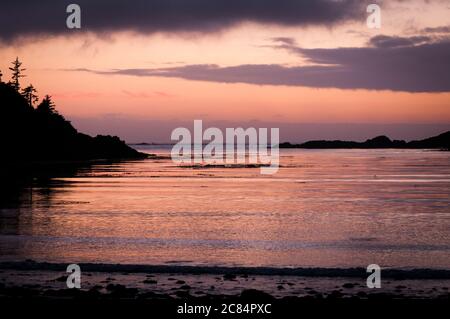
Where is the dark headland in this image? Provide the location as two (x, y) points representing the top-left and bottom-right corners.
(0, 82), (147, 162)
(280, 131), (450, 150)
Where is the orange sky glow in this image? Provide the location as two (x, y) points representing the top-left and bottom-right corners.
(0, 0), (449, 142)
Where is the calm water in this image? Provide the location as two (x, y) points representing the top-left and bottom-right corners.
(1, 148), (449, 268)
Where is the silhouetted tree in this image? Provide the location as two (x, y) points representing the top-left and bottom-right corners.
(21, 84), (39, 107)
(1, 57), (147, 162)
(37, 95), (58, 114)
(0, 69), (3, 83)
(9, 57), (26, 91)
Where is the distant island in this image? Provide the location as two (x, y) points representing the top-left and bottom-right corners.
(280, 131), (450, 150)
(0, 58), (147, 162)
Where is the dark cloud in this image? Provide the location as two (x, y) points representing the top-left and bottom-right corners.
(368, 35), (431, 48)
(70, 36), (450, 92)
(422, 25), (450, 33)
(0, 0), (364, 42)
(270, 37), (297, 46)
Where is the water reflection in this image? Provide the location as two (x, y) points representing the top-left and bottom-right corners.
(0, 150), (449, 268)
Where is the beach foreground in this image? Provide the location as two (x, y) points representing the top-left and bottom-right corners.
(0, 260), (450, 318)
(1, 261), (448, 312)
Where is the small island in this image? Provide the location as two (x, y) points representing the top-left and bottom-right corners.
(279, 132), (450, 150)
(0, 58), (147, 163)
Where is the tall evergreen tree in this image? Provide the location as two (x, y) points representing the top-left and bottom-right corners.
(37, 95), (57, 114)
(22, 84), (39, 107)
(9, 57), (26, 91)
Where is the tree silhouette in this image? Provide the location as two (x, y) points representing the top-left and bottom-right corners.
(37, 95), (58, 114)
(1, 57), (147, 162)
(9, 57), (26, 91)
(0, 69), (3, 83)
(22, 84), (39, 107)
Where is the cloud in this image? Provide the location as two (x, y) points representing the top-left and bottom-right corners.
(270, 37), (297, 46)
(422, 25), (450, 33)
(368, 35), (431, 48)
(0, 0), (364, 42)
(69, 36), (450, 92)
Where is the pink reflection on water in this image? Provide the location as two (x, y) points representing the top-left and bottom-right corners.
(1, 149), (449, 268)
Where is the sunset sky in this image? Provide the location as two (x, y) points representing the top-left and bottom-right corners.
(1, 0), (449, 142)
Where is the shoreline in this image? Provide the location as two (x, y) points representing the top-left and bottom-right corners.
(1, 261), (449, 303)
(1, 261), (450, 279)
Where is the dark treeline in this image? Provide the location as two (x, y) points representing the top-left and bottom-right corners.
(0, 57), (147, 162)
(280, 133), (450, 149)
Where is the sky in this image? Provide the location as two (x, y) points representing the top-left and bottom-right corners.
(0, 0), (449, 143)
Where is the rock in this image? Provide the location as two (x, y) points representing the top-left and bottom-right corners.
(327, 290), (344, 299)
(106, 283), (126, 291)
(175, 290), (190, 298)
(240, 289), (274, 301)
(180, 285), (191, 290)
(55, 275), (68, 282)
(395, 285), (407, 289)
(223, 273), (237, 280)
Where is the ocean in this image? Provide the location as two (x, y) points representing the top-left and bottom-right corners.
(1, 148), (449, 269)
